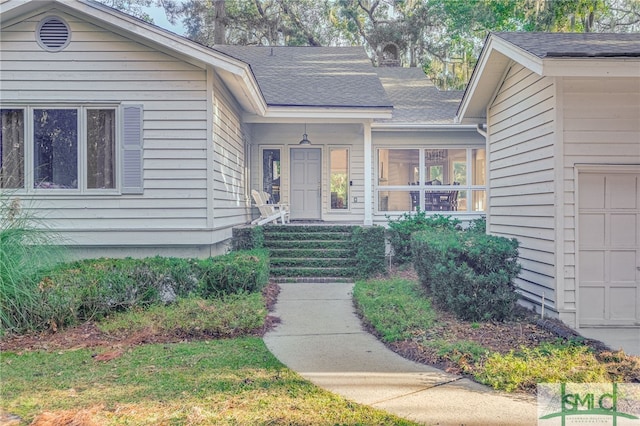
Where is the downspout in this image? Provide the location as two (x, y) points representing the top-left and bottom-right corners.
(476, 123), (488, 233)
(476, 123), (487, 138)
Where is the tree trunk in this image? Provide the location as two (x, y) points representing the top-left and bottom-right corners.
(214, 0), (226, 45)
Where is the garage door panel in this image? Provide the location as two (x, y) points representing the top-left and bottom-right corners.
(579, 250), (605, 281)
(579, 287), (606, 321)
(578, 170), (639, 327)
(610, 250), (637, 282)
(611, 214), (637, 247)
(609, 287), (638, 320)
(579, 174), (605, 209)
(607, 175), (637, 209)
(580, 214), (605, 246)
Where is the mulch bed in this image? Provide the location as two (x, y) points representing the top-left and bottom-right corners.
(360, 266), (640, 382)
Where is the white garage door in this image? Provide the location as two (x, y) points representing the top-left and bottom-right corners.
(578, 169), (640, 326)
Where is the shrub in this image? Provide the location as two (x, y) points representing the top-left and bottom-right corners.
(197, 249), (269, 298)
(387, 210), (460, 265)
(232, 225), (264, 250)
(2, 250), (269, 335)
(0, 196), (66, 335)
(466, 217), (486, 234)
(476, 341), (610, 392)
(44, 257), (201, 327)
(411, 228), (521, 321)
(352, 226), (386, 278)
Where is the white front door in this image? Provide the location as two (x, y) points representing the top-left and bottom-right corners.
(578, 169), (640, 326)
(290, 148), (321, 220)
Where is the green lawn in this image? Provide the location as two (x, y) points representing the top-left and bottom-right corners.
(1, 337), (417, 425)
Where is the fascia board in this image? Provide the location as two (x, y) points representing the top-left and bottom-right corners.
(243, 107), (392, 123)
(542, 58), (640, 77)
(371, 123), (478, 131)
(456, 34), (543, 122)
(490, 36), (543, 75)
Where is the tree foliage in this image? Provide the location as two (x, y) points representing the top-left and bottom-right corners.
(99, 0), (640, 90)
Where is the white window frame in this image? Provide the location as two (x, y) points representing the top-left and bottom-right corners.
(0, 104), (122, 195)
(376, 147), (486, 213)
(328, 146), (351, 212)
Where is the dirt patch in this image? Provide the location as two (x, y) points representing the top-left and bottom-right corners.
(0, 282), (281, 353)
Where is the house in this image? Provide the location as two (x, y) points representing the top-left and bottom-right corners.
(457, 32), (640, 355)
(3, 1), (635, 353)
(0, 0), (484, 260)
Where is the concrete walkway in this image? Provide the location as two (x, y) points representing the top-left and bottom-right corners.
(263, 282), (538, 425)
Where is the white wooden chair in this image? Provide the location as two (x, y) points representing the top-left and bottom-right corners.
(251, 189), (290, 225)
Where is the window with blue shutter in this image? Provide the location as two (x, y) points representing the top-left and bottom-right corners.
(121, 105), (143, 194)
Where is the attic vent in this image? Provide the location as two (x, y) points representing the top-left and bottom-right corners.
(37, 16), (71, 52)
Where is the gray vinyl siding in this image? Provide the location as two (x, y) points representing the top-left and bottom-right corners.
(248, 123), (364, 221)
(561, 76), (640, 325)
(211, 73), (251, 231)
(487, 64), (557, 310)
(1, 11), (211, 247)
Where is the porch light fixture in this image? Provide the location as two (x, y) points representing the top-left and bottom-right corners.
(299, 124), (311, 145)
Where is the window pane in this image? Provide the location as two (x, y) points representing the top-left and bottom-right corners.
(378, 190), (414, 211)
(424, 148), (466, 185)
(330, 148), (349, 209)
(472, 190), (486, 212)
(472, 149), (486, 186)
(378, 149), (418, 186)
(424, 188), (460, 212)
(0, 109), (25, 188)
(87, 109), (116, 189)
(262, 149), (280, 203)
(34, 109), (78, 189)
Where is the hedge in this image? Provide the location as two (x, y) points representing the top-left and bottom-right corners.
(411, 228), (521, 321)
(351, 226), (386, 278)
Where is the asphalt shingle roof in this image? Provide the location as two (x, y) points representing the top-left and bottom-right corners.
(375, 67), (462, 124)
(494, 32), (640, 58)
(213, 45), (392, 109)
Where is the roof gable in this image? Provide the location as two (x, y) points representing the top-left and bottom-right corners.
(1, 0), (266, 114)
(457, 32), (640, 122)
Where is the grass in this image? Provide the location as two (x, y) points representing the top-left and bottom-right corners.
(1, 268), (418, 425)
(0, 195), (66, 335)
(353, 275), (640, 393)
(98, 294), (267, 338)
(1, 338), (417, 425)
(352, 277), (435, 342)
(476, 341), (610, 392)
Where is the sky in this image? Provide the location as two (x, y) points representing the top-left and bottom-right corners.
(141, 4), (186, 35)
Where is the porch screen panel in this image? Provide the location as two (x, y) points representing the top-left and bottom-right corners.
(330, 148), (349, 209)
(0, 109), (25, 189)
(378, 149), (419, 186)
(262, 149), (280, 203)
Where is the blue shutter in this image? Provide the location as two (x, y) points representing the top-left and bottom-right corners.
(121, 105), (143, 194)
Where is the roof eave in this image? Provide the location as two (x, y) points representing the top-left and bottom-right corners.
(0, 0), (267, 115)
(542, 57), (640, 77)
(456, 33), (543, 122)
(243, 106), (393, 123)
(371, 122), (477, 131)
